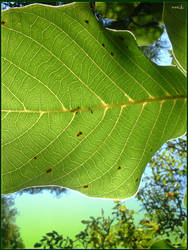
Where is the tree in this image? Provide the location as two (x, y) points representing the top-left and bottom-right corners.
(136, 136), (187, 243)
(17, 186), (67, 197)
(34, 201), (158, 249)
(34, 192), (186, 249)
(1, 196), (25, 249)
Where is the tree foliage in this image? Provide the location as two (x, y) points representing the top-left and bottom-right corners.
(17, 186), (67, 197)
(1, 196), (25, 249)
(94, 2), (164, 46)
(136, 136), (187, 242)
(34, 196), (186, 249)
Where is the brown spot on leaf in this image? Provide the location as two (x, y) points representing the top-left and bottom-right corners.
(85, 20), (89, 24)
(71, 106), (80, 113)
(77, 131), (83, 137)
(89, 108), (93, 114)
(117, 166), (121, 170)
(83, 185), (88, 188)
(46, 168), (52, 173)
(1, 21), (5, 25)
(110, 52), (114, 56)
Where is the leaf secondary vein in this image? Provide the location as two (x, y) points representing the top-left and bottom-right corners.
(22, 9), (133, 102)
(2, 26), (106, 106)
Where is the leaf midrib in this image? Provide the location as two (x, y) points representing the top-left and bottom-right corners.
(2, 95), (186, 114)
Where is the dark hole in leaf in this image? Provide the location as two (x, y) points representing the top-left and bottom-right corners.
(102, 43), (105, 47)
(119, 36), (124, 41)
(1, 21), (5, 25)
(46, 168), (52, 173)
(117, 166), (121, 170)
(110, 52), (114, 56)
(85, 20), (89, 24)
(77, 131), (83, 137)
(34, 156), (37, 160)
(136, 178), (139, 182)
(83, 185), (88, 188)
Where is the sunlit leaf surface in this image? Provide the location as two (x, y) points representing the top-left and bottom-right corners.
(163, 2), (187, 73)
(1, 3), (187, 199)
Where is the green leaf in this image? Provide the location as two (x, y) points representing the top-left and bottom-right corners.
(129, 24), (163, 46)
(95, 2), (136, 20)
(184, 189), (187, 208)
(183, 189), (187, 234)
(81, 220), (90, 225)
(183, 219), (187, 234)
(34, 243), (42, 248)
(46, 232), (54, 237)
(96, 2), (163, 46)
(150, 239), (175, 249)
(1, 3), (187, 199)
(163, 2), (187, 73)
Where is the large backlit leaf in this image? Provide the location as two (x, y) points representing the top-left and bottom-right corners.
(163, 2), (187, 73)
(1, 3), (187, 199)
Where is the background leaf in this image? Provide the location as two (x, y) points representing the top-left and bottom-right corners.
(163, 2), (187, 73)
(150, 239), (175, 249)
(95, 2), (164, 46)
(1, 3), (187, 199)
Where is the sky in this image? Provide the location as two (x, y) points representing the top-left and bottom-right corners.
(2, 2), (184, 249)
